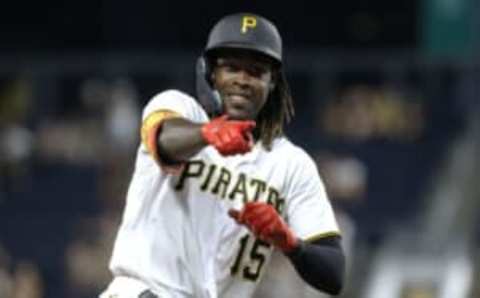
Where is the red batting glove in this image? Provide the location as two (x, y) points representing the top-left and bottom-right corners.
(201, 115), (255, 156)
(229, 202), (298, 253)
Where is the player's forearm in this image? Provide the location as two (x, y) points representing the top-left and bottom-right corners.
(157, 118), (207, 162)
(286, 237), (345, 295)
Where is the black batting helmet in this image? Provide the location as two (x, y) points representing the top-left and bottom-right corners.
(204, 13), (283, 65)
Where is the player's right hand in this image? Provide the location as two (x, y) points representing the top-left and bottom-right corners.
(228, 202), (299, 253)
(201, 115), (255, 155)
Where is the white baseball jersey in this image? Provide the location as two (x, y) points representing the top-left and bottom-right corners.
(106, 89), (340, 298)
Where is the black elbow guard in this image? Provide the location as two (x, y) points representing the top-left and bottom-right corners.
(287, 236), (345, 295)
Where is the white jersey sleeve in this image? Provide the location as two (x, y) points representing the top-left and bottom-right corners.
(285, 148), (340, 241)
(139, 90), (209, 171)
(142, 89), (208, 124)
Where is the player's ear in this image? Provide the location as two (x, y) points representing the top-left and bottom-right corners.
(269, 71), (277, 91)
(209, 60), (217, 83)
(269, 81), (275, 91)
(210, 71), (219, 89)
(205, 55), (216, 85)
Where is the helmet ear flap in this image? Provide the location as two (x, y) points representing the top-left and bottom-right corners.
(196, 55), (223, 117)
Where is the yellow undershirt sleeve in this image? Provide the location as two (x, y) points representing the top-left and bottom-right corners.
(140, 109), (184, 174)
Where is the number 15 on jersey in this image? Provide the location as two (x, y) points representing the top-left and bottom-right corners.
(230, 234), (272, 282)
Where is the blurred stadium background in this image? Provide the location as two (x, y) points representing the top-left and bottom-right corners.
(1, 1), (479, 298)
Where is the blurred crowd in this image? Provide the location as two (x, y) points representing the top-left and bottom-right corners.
(0, 76), (140, 297)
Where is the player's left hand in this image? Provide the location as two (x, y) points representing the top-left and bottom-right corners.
(201, 115), (255, 156)
(228, 202), (298, 253)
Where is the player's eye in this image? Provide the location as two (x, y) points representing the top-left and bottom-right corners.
(223, 63), (240, 73)
(216, 60), (237, 73)
(247, 66), (266, 78)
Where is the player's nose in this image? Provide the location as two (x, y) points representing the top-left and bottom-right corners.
(232, 69), (254, 87)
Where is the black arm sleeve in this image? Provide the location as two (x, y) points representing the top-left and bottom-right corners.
(285, 235), (345, 295)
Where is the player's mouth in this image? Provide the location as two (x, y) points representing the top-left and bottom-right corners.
(228, 94), (249, 103)
(225, 90), (253, 103)
(224, 92), (255, 119)
(227, 93), (253, 109)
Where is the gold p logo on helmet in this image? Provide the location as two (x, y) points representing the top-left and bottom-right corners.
(241, 16), (257, 33)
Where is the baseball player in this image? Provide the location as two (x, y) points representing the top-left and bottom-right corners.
(100, 13), (345, 298)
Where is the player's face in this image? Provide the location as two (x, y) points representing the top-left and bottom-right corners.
(212, 52), (274, 120)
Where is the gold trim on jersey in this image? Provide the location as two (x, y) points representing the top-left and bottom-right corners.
(141, 109), (183, 174)
(303, 231), (341, 243)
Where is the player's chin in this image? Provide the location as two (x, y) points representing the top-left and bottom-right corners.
(225, 107), (254, 120)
